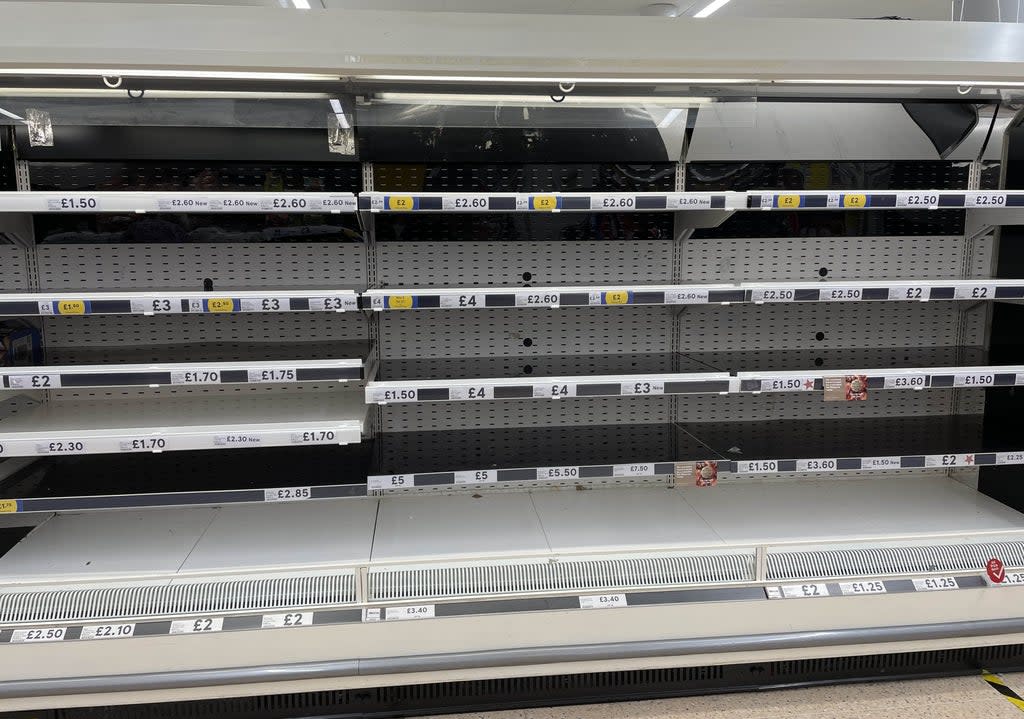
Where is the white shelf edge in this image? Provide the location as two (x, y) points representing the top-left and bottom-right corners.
(0, 191), (357, 214)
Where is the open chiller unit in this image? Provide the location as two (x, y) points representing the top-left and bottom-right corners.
(0, 86), (1023, 712)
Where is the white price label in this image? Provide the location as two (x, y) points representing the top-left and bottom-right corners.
(737, 460), (779, 474)
(925, 454), (973, 467)
(759, 192), (775, 210)
(888, 285), (929, 301)
(313, 195), (356, 211)
(621, 381), (664, 395)
(1000, 572), (1024, 585)
(590, 194), (636, 210)
(308, 296), (351, 312)
(751, 287), (796, 302)
(247, 368), (297, 383)
(454, 469), (496, 484)
(896, 192), (939, 208)
(913, 576), (959, 591)
(612, 463), (656, 477)
(779, 583), (830, 599)
(81, 623), (136, 640)
(862, 456), (902, 469)
(131, 298), (182, 314)
(171, 369), (221, 385)
(760, 377), (814, 392)
(213, 434), (261, 447)
(369, 387), (418, 403)
(261, 612), (312, 629)
(441, 293), (485, 309)
(668, 194), (714, 210)
(536, 466), (580, 480)
(838, 580), (886, 595)
(158, 196), (208, 211)
(36, 440), (85, 454)
(450, 385), (492, 400)
(260, 196), (310, 210)
(665, 289), (710, 304)
(954, 373), (995, 387)
(368, 475), (410, 490)
(11, 627), (67, 643)
(239, 297), (288, 312)
(263, 486), (312, 502)
(954, 285), (996, 300)
(516, 291), (560, 307)
(884, 374), (927, 389)
(533, 383), (576, 399)
(997, 452), (1024, 465)
(290, 430), (337, 444)
(170, 618), (223, 634)
(579, 594), (628, 609)
(796, 458), (838, 472)
(384, 605), (435, 621)
(47, 196), (99, 211)
(6, 373), (61, 389)
(819, 287), (863, 301)
(967, 192), (1007, 207)
(210, 196), (262, 211)
(119, 437), (167, 452)
(442, 195), (489, 211)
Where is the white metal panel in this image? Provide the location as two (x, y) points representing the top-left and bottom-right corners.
(0, 244), (29, 291)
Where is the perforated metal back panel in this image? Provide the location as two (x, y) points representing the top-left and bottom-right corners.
(0, 244), (28, 291)
(37, 243), (365, 291)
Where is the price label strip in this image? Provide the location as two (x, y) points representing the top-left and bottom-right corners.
(718, 450), (1024, 477)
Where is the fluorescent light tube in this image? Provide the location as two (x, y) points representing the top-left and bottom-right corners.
(291, 0), (311, 7)
(693, 0), (731, 17)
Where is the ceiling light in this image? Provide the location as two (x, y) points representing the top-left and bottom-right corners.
(291, 0), (311, 7)
(693, 0), (732, 18)
(371, 92), (714, 107)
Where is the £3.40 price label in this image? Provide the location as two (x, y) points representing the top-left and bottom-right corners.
(579, 594), (628, 609)
(383, 605), (435, 621)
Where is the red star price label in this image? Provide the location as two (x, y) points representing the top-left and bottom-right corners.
(925, 454), (974, 468)
(759, 377), (815, 392)
(986, 558), (1006, 584)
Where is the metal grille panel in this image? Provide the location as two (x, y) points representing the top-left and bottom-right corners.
(0, 244), (28, 290)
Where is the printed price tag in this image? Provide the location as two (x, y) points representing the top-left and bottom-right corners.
(759, 377), (815, 392)
(838, 580), (886, 595)
(260, 196), (311, 211)
(53, 299), (87, 315)
(777, 583), (830, 599)
(454, 469), (496, 484)
(530, 195), (558, 211)
(131, 298), (183, 314)
(925, 454), (974, 467)
(387, 295), (414, 309)
(261, 612), (312, 629)
(170, 618), (224, 634)
(368, 475), (410, 490)
(213, 434), (261, 447)
(533, 382), (576, 399)
(996, 452), (1024, 465)
(119, 437), (167, 452)
(861, 456), (902, 469)
(11, 627), (67, 643)
(954, 373), (995, 387)
(896, 192), (940, 208)
(264, 486), (312, 502)
(579, 594), (628, 609)
(967, 192), (1007, 207)
(81, 623), (136, 640)
(239, 297), (288, 312)
(312, 195), (356, 211)
(171, 370), (221, 385)
(888, 285), (929, 301)
(387, 195), (415, 211)
(668, 194), (714, 209)
(443, 195), (489, 211)
(750, 288), (796, 302)
(384, 605), (435, 621)
(913, 576), (959, 591)
(6, 373), (61, 390)
(308, 296), (351, 311)
(536, 466), (580, 480)
(209, 196), (261, 211)
(796, 458), (838, 472)
(158, 196), (209, 211)
(440, 293), (484, 308)
(515, 291), (560, 307)
(737, 459), (779, 474)
(612, 463), (657, 477)
(0, 500), (18, 513)
(884, 374), (927, 389)
(620, 381), (664, 395)
(954, 285), (996, 300)
(664, 289), (710, 304)
(590, 194), (636, 210)
(759, 193), (775, 210)
(819, 287), (862, 301)
(206, 298), (236, 313)
(47, 196), (99, 211)
(368, 387), (418, 403)
(247, 368), (298, 383)
(999, 571), (1024, 585)
(36, 441), (85, 454)
(775, 194), (802, 209)
(290, 430), (337, 444)
(450, 385), (492, 400)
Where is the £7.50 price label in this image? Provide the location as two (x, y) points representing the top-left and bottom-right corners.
(170, 617), (224, 634)
(261, 612), (312, 629)
(579, 594), (628, 609)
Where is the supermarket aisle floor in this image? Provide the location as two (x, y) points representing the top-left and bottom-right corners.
(428, 672), (1024, 719)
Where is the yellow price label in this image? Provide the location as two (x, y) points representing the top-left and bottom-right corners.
(388, 295), (414, 309)
(0, 500), (18, 513)
(387, 196), (415, 211)
(531, 195), (558, 211)
(207, 298), (236, 313)
(56, 300), (86, 315)
(777, 194), (801, 208)
(843, 194), (867, 208)
(604, 291), (630, 305)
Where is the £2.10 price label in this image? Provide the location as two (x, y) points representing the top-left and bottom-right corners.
(80, 623), (136, 640)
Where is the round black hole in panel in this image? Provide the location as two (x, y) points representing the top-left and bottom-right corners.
(814, 357), (824, 367)
(203, 278), (214, 291)
(818, 267), (828, 277)
(522, 272), (532, 281)
(523, 365), (533, 374)
(523, 338), (533, 347)
(815, 332), (825, 341)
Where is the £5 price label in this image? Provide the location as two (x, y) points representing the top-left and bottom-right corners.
(367, 475), (410, 491)
(454, 469), (495, 484)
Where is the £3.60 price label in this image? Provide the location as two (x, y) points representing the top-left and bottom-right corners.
(913, 576), (959, 591)
(579, 594), (628, 609)
(170, 617), (224, 634)
(885, 374), (926, 389)
(11, 627), (67, 643)
(796, 458), (838, 472)
(838, 580), (886, 595)
(81, 623), (136, 640)
(261, 612), (312, 629)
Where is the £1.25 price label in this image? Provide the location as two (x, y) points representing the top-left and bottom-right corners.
(913, 576), (959, 591)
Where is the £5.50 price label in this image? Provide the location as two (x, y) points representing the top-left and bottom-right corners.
(537, 466), (579, 480)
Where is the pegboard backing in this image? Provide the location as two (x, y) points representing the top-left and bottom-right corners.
(681, 235), (977, 283)
(0, 244), (29, 291)
(42, 312), (367, 351)
(677, 302), (984, 351)
(36, 243), (366, 291)
(374, 213), (674, 245)
(676, 389), (978, 424)
(381, 396), (671, 432)
(380, 307), (673, 359)
(372, 163), (676, 192)
(375, 241), (674, 288)
(49, 381), (359, 402)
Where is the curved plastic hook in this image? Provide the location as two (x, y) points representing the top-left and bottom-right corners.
(127, 88), (145, 99)
(956, 85), (973, 95)
(102, 76), (123, 89)
(550, 95), (565, 103)
(558, 81), (576, 94)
